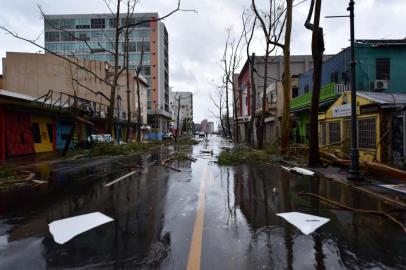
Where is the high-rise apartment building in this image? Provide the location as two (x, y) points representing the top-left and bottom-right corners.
(44, 13), (170, 132)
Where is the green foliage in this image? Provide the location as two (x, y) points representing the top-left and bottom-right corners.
(0, 164), (17, 180)
(175, 138), (199, 145)
(217, 146), (269, 165)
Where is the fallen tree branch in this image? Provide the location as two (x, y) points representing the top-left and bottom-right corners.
(298, 192), (406, 233)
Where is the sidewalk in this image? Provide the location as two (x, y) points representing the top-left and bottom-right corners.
(314, 166), (406, 207)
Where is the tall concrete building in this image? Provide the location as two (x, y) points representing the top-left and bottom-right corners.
(43, 13), (170, 133)
(172, 91), (193, 134)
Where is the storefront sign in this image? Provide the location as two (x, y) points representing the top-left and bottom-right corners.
(332, 104), (351, 117)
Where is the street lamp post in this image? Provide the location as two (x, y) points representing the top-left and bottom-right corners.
(347, 0), (362, 181)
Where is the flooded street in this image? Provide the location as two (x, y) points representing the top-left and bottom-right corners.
(0, 136), (405, 269)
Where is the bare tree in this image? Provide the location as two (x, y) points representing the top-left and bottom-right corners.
(124, 0), (137, 141)
(305, 0), (324, 167)
(251, 0), (292, 150)
(242, 10), (257, 147)
(1, 0), (195, 136)
(209, 86), (226, 137)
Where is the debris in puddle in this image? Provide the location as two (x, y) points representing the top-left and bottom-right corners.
(281, 166), (315, 176)
(276, 212), (329, 235)
(104, 171), (137, 187)
(49, 212), (113, 244)
(200, 149), (213, 154)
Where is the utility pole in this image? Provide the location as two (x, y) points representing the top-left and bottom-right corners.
(347, 0), (362, 181)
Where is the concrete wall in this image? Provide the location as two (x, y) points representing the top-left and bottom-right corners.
(299, 44), (406, 94)
(2, 52), (147, 124)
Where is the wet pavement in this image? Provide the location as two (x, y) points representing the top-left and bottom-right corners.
(0, 136), (405, 269)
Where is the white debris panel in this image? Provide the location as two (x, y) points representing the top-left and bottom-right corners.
(49, 212), (113, 244)
(276, 212), (329, 235)
(281, 166), (315, 176)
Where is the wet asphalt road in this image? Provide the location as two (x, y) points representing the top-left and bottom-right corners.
(0, 135), (405, 269)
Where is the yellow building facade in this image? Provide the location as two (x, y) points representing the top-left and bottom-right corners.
(318, 92), (382, 162)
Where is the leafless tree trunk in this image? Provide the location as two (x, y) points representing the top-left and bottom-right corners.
(281, 0), (293, 154)
(209, 87), (226, 137)
(249, 53), (257, 147)
(242, 10), (257, 147)
(305, 0), (324, 167)
(135, 48), (145, 142)
(252, 0), (292, 150)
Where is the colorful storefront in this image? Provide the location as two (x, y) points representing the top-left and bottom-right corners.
(319, 91), (406, 163)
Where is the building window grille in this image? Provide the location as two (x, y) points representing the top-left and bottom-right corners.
(320, 122), (327, 145)
(376, 58), (390, 80)
(328, 121), (341, 144)
(358, 118), (376, 149)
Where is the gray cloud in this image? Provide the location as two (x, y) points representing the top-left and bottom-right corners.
(1, 0), (405, 124)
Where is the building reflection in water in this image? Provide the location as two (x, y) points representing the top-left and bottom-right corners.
(232, 163), (406, 269)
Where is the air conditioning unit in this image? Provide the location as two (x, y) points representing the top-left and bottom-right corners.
(374, 80), (388, 91)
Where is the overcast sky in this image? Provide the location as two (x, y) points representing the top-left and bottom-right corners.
(0, 0), (405, 125)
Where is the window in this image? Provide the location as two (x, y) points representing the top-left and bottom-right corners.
(61, 31), (75, 41)
(141, 66), (151, 76)
(31, 123), (41, 143)
(376, 58), (390, 80)
(137, 41), (150, 52)
(76, 31), (90, 41)
(60, 19), (75, 29)
(45, 32), (60, 42)
(128, 42), (137, 52)
(358, 118), (376, 149)
(45, 19), (60, 30)
(75, 18), (90, 29)
(91, 18), (105, 29)
(328, 121), (341, 144)
(47, 124), (54, 143)
(292, 87), (299, 98)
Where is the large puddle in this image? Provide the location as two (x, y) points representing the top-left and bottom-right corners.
(0, 137), (405, 269)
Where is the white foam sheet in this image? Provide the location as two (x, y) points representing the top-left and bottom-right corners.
(280, 166), (315, 176)
(49, 212), (113, 244)
(276, 212), (329, 235)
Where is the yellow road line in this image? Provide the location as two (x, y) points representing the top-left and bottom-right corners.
(187, 163), (210, 270)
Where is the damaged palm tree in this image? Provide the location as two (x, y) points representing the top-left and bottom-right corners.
(305, 0), (325, 167)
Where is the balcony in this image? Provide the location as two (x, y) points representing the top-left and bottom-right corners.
(290, 83), (349, 112)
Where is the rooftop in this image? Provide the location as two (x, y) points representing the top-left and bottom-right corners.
(358, 91), (406, 104)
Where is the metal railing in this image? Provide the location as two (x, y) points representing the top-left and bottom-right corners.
(290, 83), (349, 111)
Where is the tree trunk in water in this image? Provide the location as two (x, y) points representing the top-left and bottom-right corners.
(308, 0), (324, 167)
(281, 0), (293, 154)
(248, 53), (257, 147)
